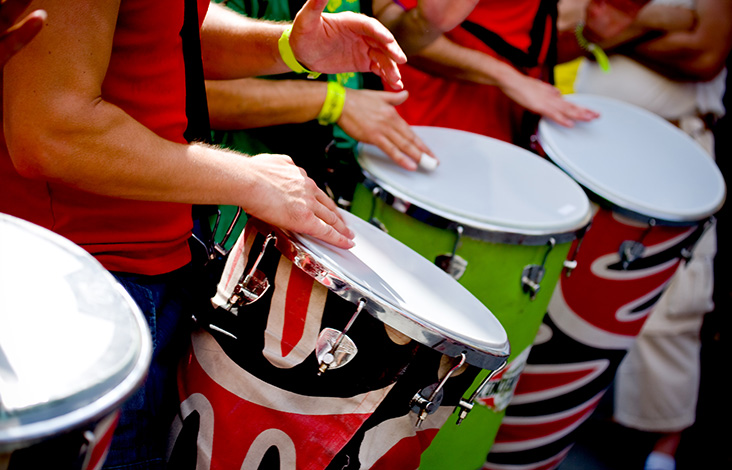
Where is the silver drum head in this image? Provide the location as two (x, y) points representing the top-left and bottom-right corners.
(255, 210), (510, 371)
(538, 93), (726, 223)
(0, 214), (152, 451)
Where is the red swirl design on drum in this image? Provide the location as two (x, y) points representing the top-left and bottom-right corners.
(558, 208), (690, 339)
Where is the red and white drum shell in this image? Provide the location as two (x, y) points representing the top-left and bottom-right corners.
(169, 210), (509, 470)
(0, 214), (152, 470)
(485, 94), (726, 470)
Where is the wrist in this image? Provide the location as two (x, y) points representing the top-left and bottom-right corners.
(317, 81), (347, 126)
(278, 25), (321, 79)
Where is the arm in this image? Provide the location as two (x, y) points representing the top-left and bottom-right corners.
(410, 35), (599, 126)
(371, 0), (478, 55)
(4, 0), (353, 248)
(0, 0), (44, 65)
(201, 0), (406, 89)
(206, 77), (433, 169)
(625, 0), (732, 81)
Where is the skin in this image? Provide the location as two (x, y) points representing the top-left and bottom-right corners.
(0, 0), (44, 66)
(206, 77), (433, 170)
(372, 0), (600, 128)
(2, 0), (410, 249)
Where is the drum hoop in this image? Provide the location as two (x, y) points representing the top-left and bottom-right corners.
(0, 215), (153, 452)
(246, 218), (510, 371)
(361, 174), (592, 245)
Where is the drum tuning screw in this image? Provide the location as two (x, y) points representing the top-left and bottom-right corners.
(317, 299), (366, 375)
(455, 361), (507, 425)
(225, 233), (276, 309)
(411, 353), (466, 428)
(521, 238), (555, 300)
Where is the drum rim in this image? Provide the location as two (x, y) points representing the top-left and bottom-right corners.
(247, 216), (510, 371)
(360, 173), (592, 245)
(0, 214), (153, 451)
(537, 93), (727, 224)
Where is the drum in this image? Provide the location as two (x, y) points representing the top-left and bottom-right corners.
(0, 214), (152, 470)
(168, 210), (509, 470)
(349, 126), (593, 470)
(484, 94), (726, 470)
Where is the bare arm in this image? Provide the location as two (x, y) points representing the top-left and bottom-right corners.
(201, 0), (406, 89)
(625, 0), (732, 81)
(372, 0), (478, 55)
(409, 35), (599, 126)
(206, 77), (433, 169)
(4, 0), (353, 248)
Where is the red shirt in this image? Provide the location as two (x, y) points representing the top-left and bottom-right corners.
(0, 0), (209, 275)
(394, 0), (555, 144)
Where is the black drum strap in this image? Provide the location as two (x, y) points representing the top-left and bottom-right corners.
(181, 0), (212, 144)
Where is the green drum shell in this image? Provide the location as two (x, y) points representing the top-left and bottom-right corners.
(351, 184), (578, 470)
(352, 184), (573, 360)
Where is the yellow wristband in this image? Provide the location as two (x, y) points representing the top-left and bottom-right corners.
(278, 25), (321, 79)
(317, 81), (346, 126)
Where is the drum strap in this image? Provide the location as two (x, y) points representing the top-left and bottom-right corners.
(181, 0), (212, 144)
(459, 0), (558, 72)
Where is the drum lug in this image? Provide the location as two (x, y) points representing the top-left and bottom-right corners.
(411, 353), (466, 427)
(225, 233), (276, 310)
(315, 327), (358, 372)
(619, 240), (646, 269)
(317, 299), (366, 375)
(435, 225), (467, 280)
(455, 361), (507, 425)
(521, 238), (556, 300)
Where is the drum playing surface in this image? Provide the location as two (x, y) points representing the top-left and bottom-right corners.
(358, 126), (591, 237)
(0, 214), (151, 451)
(538, 93), (726, 222)
(290, 210), (510, 370)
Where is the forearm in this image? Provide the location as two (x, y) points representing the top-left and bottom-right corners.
(201, 3), (290, 79)
(410, 35), (513, 87)
(207, 78), (326, 129)
(4, 93), (260, 208)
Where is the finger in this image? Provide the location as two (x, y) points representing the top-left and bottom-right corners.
(0, 9), (45, 64)
(362, 25), (407, 64)
(311, 201), (355, 249)
(0, 0), (34, 31)
(377, 89), (409, 106)
(375, 135), (418, 171)
(368, 47), (403, 91)
(315, 190), (354, 238)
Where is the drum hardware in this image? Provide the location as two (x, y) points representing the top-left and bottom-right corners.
(225, 233), (277, 310)
(563, 224), (590, 276)
(367, 187), (388, 232)
(618, 219), (655, 269)
(434, 225), (468, 280)
(316, 299), (366, 375)
(521, 238), (556, 300)
(455, 361), (507, 425)
(210, 207), (244, 259)
(411, 354), (467, 428)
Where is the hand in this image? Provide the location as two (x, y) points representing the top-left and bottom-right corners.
(338, 88), (435, 171)
(502, 72), (600, 127)
(243, 153), (355, 249)
(290, 0), (407, 90)
(1, 0), (45, 66)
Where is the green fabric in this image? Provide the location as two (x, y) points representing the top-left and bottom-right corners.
(209, 0), (364, 245)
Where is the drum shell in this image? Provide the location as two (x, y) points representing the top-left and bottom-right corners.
(350, 184), (575, 470)
(170, 225), (491, 470)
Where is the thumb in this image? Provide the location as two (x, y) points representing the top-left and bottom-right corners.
(296, 0), (329, 21)
(377, 89), (409, 106)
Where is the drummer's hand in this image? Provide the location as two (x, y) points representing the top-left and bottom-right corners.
(289, 0), (407, 90)
(1, 1), (45, 66)
(338, 88), (435, 171)
(502, 73), (600, 127)
(244, 154), (355, 249)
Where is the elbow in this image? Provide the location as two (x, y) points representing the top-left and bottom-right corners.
(5, 126), (69, 181)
